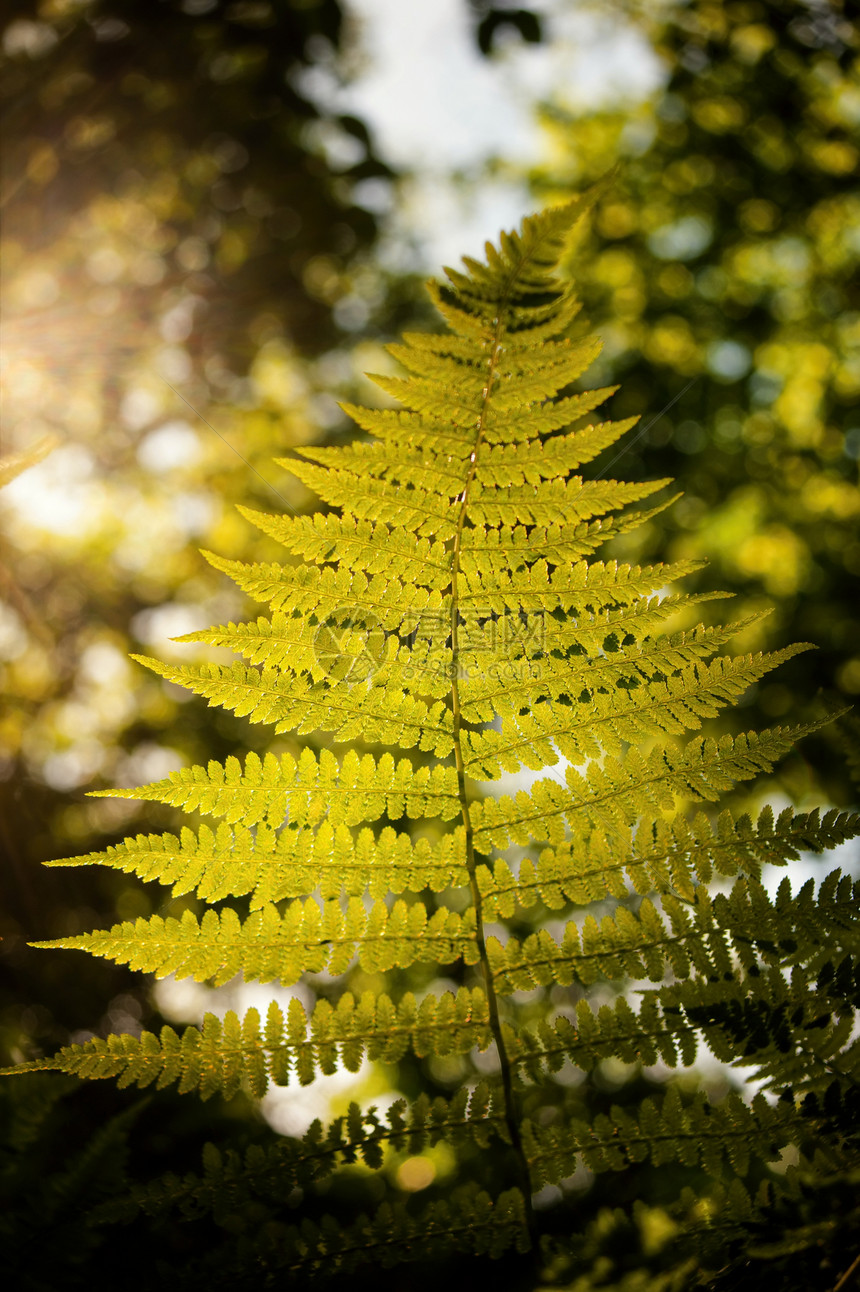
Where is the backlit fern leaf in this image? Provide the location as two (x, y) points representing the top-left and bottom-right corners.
(480, 805), (860, 917)
(48, 819), (467, 904)
(89, 747), (461, 827)
(7, 186), (860, 1288)
(33, 897), (479, 986)
(10, 990), (493, 1096)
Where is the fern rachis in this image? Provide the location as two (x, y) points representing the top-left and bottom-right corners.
(5, 188), (860, 1288)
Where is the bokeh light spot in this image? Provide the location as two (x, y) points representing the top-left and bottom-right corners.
(396, 1155), (436, 1192)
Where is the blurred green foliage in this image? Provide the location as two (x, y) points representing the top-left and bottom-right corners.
(532, 0), (860, 804)
(0, 0), (408, 1089)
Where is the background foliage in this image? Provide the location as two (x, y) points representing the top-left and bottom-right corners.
(532, 0), (860, 805)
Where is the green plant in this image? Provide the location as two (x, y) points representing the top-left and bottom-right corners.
(5, 191), (859, 1289)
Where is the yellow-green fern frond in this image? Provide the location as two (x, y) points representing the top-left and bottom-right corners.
(15, 183), (860, 1285)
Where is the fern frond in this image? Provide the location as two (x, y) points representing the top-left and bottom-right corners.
(236, 507), (452, 588)
(464, 476), (670, 527)
(6, 990), (492, 1094)
(48, 819), (467, 905)
(480, 806), (860, 917)
(492, 873), (860, 995)
(281, 456), (460, 538)
(296, 440), (470, 496)
(92, 748), (459, 828)
(459, 556), (704, 614)
(387, 331), (601, 394)
(339, 399), (476, 450)
(21, 185), (855, 1285)
(464, 646), (811, 777)
(280, 1185), (530, 1272)
(470, 724), (824, 845)
(711, 872), (860, 972)
(524, 1088), (798, 1186)
(458, 496), (677, 573)
(349, 382), (618, 445)
(668, 961), (859, 1095)
(153, 1183), (529, 1280)
(180, 616), (457, 700)
(0, 434), (58, 488)
(33, 898), (479, 987)
(200, 548), (447, 628)
(178, 612), (334, 679)
(130, 657), (456, 754)
(489, 890), (724, 992)
(533, 590), (735, 658)
(475, 417), (639, 486)
(459, 615), (773, 726)
(510, 993), (698, 1081)
(120, 1089), (507, 1221)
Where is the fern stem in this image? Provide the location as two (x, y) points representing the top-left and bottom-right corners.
(833, 1252), (860, 1292)
(448, 316), (539, 1250)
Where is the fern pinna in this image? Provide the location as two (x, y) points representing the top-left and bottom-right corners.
(6, 191), (860, 1289)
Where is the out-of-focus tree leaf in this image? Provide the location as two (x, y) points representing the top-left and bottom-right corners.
(1, 0), (392, 368)
(472, 4), (544, 55)
(531, 0), (860, 802)
(0, 435), (58, 489)
(0, 0), (401, 1076)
